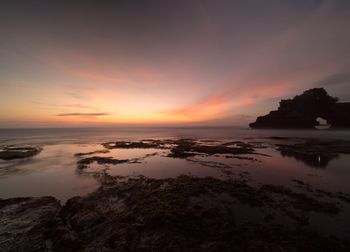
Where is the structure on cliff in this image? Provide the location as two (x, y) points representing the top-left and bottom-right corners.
(249, 88), (350, 129)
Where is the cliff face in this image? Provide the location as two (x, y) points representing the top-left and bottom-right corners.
(249, 88), (350, 129)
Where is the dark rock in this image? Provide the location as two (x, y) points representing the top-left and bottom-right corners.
(77, 156), (133, 169)
(260, 184), (340, 214)
(1, 175), (349, 251)
(74, 150), (110, 156)
(168, 139), (256, 158)
(102, 141), (160, 149)
(0, 146), (42, 160)
(0, 197), (60, 252)
(59, 175), (348, 251)
(250, 88), (350, 129)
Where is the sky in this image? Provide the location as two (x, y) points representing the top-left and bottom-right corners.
(1, 0), (350, 128)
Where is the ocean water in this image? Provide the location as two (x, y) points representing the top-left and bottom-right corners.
(1, 127), (350, 145)
(0, 127), (350, 203)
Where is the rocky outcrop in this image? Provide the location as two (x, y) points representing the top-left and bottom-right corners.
(249, 88), (350, 129)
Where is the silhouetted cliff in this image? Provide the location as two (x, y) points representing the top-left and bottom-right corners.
(250, 88), (350, 129)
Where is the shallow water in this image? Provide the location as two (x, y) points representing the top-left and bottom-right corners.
(1, 127), (350, 204)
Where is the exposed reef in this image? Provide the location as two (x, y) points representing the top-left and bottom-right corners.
(100, 139), (259, 159)
(0, 146), (41, 160)
(1, 175), (349, 251)
(250, 88), (350, 129)
(102, 140), (163, 149)
(167, 139), (256, 158)
(74, 150), (110, 156)
(77, 156), (136, 170)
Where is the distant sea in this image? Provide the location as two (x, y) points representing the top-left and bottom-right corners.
(1, 127), (350, 145)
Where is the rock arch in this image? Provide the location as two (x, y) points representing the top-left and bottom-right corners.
(250, 88), (350, 129)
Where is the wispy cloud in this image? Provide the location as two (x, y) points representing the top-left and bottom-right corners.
(65, 103), (98, 110)
(56, 112), (110, 117)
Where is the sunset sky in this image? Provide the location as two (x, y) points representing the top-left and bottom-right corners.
(1, 0), (350, 128)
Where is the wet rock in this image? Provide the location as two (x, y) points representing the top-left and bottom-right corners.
(102, 141), (161, 149)
(260, 184), (340, 214)
(74, 150), (110, 156)
(0, 146), (41, 160)
(77, 156), (134, 169)
(0, 197), (60, 252)
(58, 175), (348, 251)
(1, 175), (349, 251)
(168, 139), (256, 158)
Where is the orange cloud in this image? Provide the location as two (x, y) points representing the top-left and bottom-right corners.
(65, 103), (98, 110)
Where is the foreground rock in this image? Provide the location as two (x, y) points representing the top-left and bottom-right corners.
(1, 175), (345, 251)
(0, 197), (60, 251)
(1, 162), (349, 251)
(250, 88), (350, 129)
(60, 176), (348, 251)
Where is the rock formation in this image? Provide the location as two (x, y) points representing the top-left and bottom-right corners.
(250, 88), (350, 129)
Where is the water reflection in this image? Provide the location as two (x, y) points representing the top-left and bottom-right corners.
(279, 150), (339, 168)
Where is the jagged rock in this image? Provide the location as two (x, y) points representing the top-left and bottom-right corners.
(250, 88), (350, 128)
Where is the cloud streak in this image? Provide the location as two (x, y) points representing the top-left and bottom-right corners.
(65, 103), (98, 110)
(56, 112), (110, 117)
